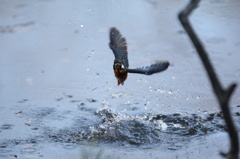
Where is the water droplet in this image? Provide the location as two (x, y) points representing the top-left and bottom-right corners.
(203, 110), (208, 114)
(111, 93), (123, 98)
(144, 104), (147, 109)
(155, 88), (165, 93)
(90, 50), (95, 54)
(149, 86), (152, 92)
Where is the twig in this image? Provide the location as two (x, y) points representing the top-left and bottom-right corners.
(178, 0), (239, 158)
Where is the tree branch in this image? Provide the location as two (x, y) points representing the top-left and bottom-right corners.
(178, 0), (239, 158)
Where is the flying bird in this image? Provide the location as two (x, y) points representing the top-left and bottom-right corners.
(109, 27), (169, 85)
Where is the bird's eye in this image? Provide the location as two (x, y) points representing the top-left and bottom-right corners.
(121, 64), (124, 69)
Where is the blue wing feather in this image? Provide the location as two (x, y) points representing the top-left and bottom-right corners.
(126, 61), (169, 75)
(109, 27), (129, 68)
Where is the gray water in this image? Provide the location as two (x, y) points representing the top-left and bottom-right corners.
(0, 0), (240, 158)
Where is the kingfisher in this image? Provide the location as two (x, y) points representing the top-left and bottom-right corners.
(109, 27), (169, 85)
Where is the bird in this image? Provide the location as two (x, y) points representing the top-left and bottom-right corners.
(109, 27), (169, 85)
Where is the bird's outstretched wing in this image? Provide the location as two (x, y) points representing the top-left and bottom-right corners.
(109, 27), (129, 68)
(126, 61), (169, 75)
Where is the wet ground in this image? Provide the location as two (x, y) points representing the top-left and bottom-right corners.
(0, 0), (240, 158)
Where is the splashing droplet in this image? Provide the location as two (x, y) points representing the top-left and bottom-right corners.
(149, 86), (153, 92)
(156, 88), (165, 93)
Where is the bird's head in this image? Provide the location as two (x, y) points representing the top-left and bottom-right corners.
(113, 61), (125, 70)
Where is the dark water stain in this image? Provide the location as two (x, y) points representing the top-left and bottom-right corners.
(1, 124), (13, 130)
(55, 93), (95, 104)
(70, 100), (82, 103)
(34, 107), (56, 118)
(235, 112), (240, 116)
(87, 98), (97, 103)
(17, 99), (29, 104)
(55, 97), (63, 101)
(0, 21), (35, 34)
(0, 143), (7, 148)
(63, 93), (73, 98)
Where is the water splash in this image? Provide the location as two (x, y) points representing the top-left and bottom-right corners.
(46, 109), (226, 146)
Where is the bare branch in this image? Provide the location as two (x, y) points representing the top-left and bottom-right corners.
(178, 0), (239, 158)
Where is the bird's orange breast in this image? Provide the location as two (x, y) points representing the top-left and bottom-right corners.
(114, 69), (128, 85)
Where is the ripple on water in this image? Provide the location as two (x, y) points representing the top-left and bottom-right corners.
(1, 124), (13, 130)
